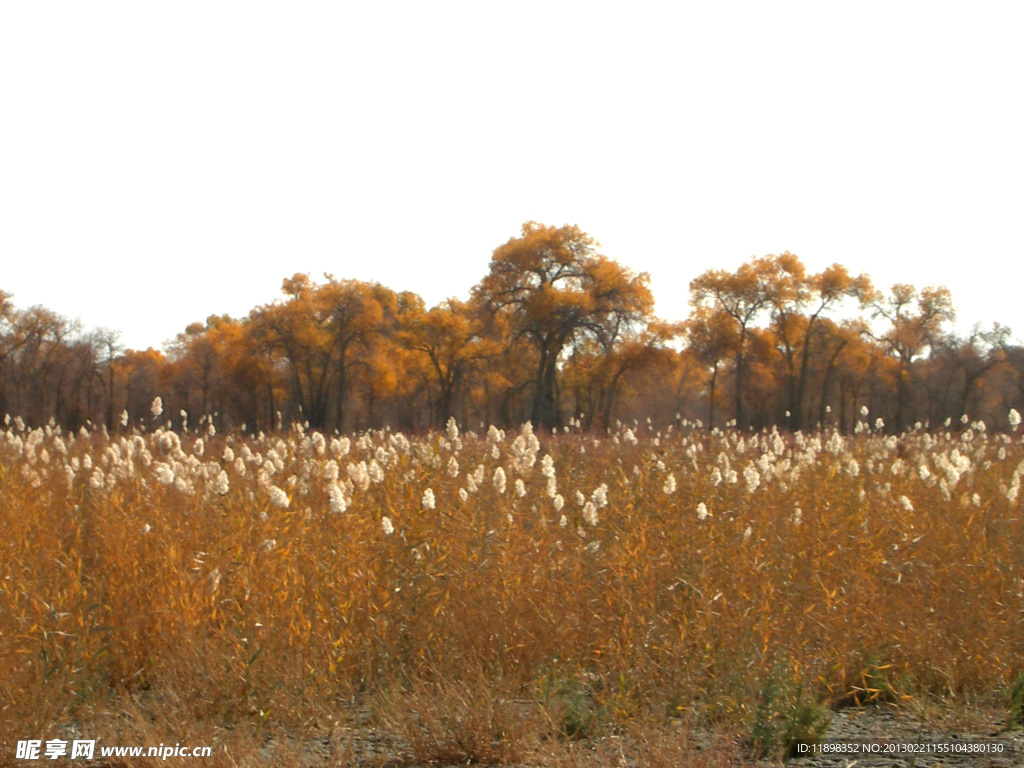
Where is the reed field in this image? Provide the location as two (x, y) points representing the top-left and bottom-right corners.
(2, 408), (1023, 765)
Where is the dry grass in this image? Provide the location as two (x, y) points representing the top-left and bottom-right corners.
(1, 416), (1022, 764)
(372, 668), (547, 765)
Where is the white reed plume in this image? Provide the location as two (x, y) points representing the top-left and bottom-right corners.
(154, 462), (175, 486)
(743, 464), (760, 493)
(422, 488), (436, 511)
(269, 486), (290, 508)
(328, 482), (347, 513)
(381, 517), (395, 535)
(540, 454), (556, 478)
(348, 461), (370, 492)
(493, 466), (507, 494)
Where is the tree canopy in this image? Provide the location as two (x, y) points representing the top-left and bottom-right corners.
(473, 222), (654, 428)
(0, 224), (1021, 434)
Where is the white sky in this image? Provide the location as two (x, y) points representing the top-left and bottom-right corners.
(2, 2), (1022, 352)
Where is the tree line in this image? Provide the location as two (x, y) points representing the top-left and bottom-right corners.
(2, 222), (1022, 434)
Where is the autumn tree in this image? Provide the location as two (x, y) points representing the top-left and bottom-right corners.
(250, 275), (335, 428)
(164, 315), (276, 430)
(804, 318), (862, 428)
(118, 348), (166, 423)
(249, 275), (387, 430)
(168, 321), (220, 419)
(991, 344), (1024, 426)
(47, 336), (99, 429)
(86, 329), (123, 430)
(398, 297), (498, 427)
(7, 238), (1024, 435)
(344, 287), (423, 430)
(218, 317), (281, 430)
(0, 306), (76, 424)
(473, 222), (654, 429)
(791, 264), (873, 429)
(564, 321), (680, 428)
(685, 305), (739, 429)
(689, 256), (783, 429)
(470, 313), (537, 428)
(322, 278), (391, 430)
(0, 291), (25, 417)
(869, 283), (955, 430)
(761, 257), (873, 429)
(690, 254), (875, 430)
(924, 324), (1011, 423)
(829, 323), (880, 431)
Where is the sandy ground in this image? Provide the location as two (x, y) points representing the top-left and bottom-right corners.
(280, 705), (1024, 767)
(783, 706), (1023, 768)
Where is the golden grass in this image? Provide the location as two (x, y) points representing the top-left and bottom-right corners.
(1, 419), (1022, 764)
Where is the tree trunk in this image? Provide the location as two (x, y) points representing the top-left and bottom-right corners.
(708, 364), (718, 429)
(734, 327), (748, 429)
(530, 344), (562, 429)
